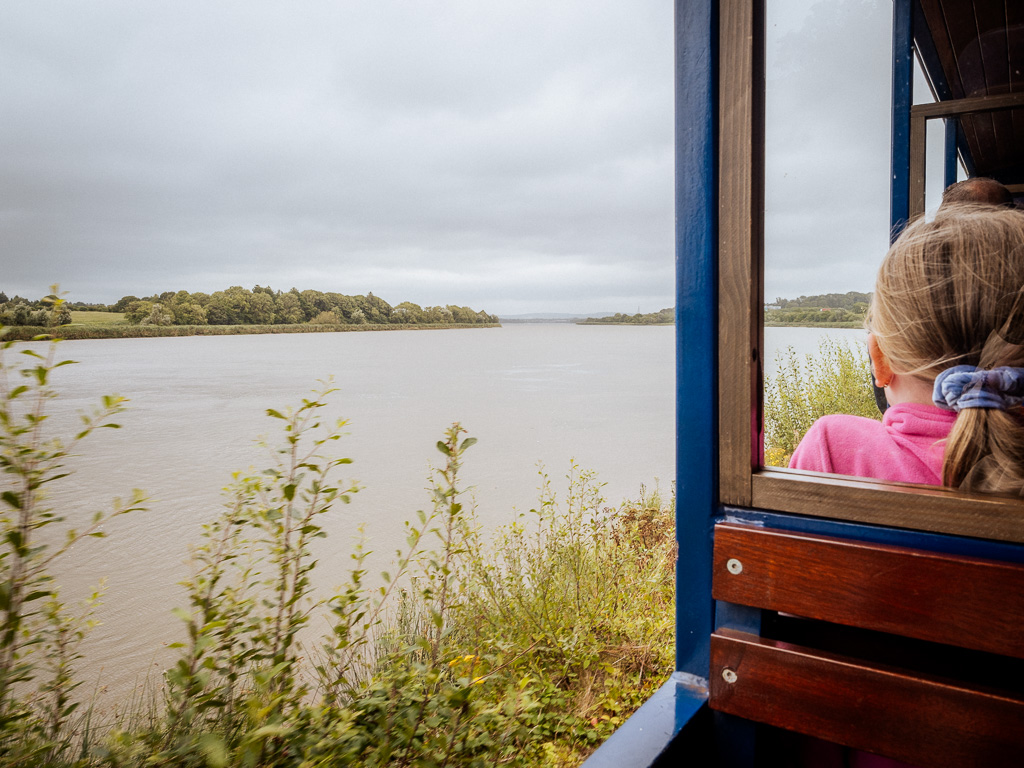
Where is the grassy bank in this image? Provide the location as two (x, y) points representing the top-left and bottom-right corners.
(3, 322), (501, 341)
(0, 340), (672, 767)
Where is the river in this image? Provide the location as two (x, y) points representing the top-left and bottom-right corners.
(15, 322), (863, 714)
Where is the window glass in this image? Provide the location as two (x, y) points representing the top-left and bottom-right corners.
(762, 0), (892, 469)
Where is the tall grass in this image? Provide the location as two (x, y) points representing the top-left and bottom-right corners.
(763, 337), (881, 467)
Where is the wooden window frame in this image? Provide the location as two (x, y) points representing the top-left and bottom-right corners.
(717, 0), (1024, 544)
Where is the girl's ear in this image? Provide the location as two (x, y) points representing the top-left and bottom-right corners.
(867, 333), (893, 388)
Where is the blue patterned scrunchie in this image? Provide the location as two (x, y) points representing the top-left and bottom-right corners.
(932, 365), (1024, 412)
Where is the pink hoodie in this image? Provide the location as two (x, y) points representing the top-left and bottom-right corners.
(789, 402), (957, 484)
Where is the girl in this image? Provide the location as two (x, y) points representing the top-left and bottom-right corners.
(788, 205), (1024, 766)
(790, 204), (1024, 496)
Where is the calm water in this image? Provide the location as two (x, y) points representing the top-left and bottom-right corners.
(27, 322), (861, 709)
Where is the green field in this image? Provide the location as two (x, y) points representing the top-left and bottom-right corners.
(69, 310), (126, 325)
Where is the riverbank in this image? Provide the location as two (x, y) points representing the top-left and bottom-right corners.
(576, 321), (672, 326)
(2, 321), (501, 341)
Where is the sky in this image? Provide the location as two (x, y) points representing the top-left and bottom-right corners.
(1, 0), (944, 315)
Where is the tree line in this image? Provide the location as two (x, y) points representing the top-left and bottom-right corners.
(769, 291), (871, 310)
(0, 292), (72, 326)
(0, 287), (498, 327)
(579, 307), (673, 325)
(765, 291), (869, 327)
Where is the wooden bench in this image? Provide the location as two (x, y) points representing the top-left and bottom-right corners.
(708, 521), (1024, 767)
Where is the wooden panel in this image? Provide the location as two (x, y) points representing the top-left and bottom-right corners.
(712, 522), (1024, 658)
(717, 0), (764, 506)
(751, 468), (1024, 543)
(709, 629), (1024, 768)
(917, 0), (965, 98)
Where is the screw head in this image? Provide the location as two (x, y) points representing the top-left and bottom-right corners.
(722, 668), (738, 684)
(726, 558), (743, 575)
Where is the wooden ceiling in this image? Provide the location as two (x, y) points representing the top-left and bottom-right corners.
(916, 0), (1024, 183)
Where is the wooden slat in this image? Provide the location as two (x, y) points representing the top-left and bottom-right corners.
(910, 90), (1024, 118)
(973, 0), (1015, 171)
(751, 468), (1024, 543)
(717, 0), (764, 506)
(709, 629), (1024, 768)
(712, 522), (1024, 658)
(918, 0), (965, 98)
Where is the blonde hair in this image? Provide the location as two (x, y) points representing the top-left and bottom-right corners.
(867, 204), (1024, 494)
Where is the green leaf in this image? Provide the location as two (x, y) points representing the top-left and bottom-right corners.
(198, 733), (228, 768)
(282, 484), (296, 501)
(437, 441), (451, 456)
(460, 437), (478, 451)
(1, 491), (21, 510)
(171, 607), (192, 622)
(266, 408), (286, 419)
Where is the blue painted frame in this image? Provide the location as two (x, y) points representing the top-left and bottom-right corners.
(890, 0), (913, 239)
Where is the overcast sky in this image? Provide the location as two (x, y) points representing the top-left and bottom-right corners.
(2, 0), (935, 314)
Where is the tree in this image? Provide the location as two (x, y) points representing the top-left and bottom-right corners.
(124, 301), (154, 324)
(311, 310), (340, 325)
(172, 302), (207, 326)
(248, 292), (275, 325)
(274, 293), (304, 325)
(110, 295), (140, 313)
(393, 302), (424, 324)
(141, 303), (174, 326)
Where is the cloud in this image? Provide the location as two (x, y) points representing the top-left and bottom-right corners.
(1, 0), (934, 312)
(764, 0), (897, 300)
(0, 0), (674, 313)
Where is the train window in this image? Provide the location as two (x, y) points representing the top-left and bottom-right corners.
(762, 0), (890, 470)
(719, 0), (1024, 543)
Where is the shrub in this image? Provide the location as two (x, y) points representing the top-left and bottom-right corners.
(763, 336), (880, 467)
(0, 320), (146, 764)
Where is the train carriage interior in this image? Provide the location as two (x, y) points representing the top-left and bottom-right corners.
(582, 2), (1024, 766)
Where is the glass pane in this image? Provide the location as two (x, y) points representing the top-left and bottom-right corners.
(762, 0), (892, 468)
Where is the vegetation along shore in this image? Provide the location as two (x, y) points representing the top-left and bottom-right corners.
(576, 292), (871, 328)
(0, 285), (499, 340)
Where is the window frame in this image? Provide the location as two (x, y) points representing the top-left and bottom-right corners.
(717, 0), (1024, 545)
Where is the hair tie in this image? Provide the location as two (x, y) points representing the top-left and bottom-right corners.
(932, 365), (1024, 412)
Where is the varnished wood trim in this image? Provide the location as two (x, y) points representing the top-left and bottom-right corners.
(718, 0), (764, 507)
(712, 522), (1024, 657)
(710, 629), (1024, 767)
(751, 469), (1024, 543)
(911, 91), (1024, 118)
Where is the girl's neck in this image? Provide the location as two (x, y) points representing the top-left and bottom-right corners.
(885, 372), (936, 408)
